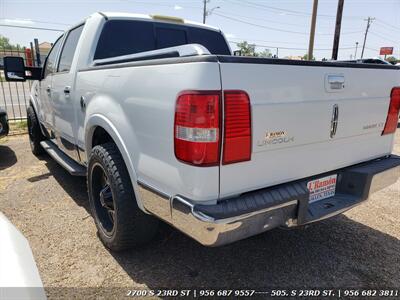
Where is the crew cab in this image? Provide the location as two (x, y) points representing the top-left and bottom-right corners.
(3, 12), (400, 250)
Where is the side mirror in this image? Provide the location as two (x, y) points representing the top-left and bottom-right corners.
(4, 56), (26, 82)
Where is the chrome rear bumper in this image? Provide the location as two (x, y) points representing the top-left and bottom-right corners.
(139, 155), (400, 247)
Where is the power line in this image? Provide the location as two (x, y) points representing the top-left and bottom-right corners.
(225, 0), (363, 20)
(374, 21), (400, 33)
(369, 31), (398, 44)
(0, 24), (64, 32)
(217, 10), (328, 28)
(375, 19), (400, 32)
(228, 40), (356, 51)
(228, 37), (356, 48)
(213, 12), (309, 35)
(213, 12), (362, 36)
(0, 18), (71, 26)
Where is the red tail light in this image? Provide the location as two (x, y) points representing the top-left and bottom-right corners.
(223, 91), (252, 165)
(174, 91), (221, 166)
(382, 87), (400, 135)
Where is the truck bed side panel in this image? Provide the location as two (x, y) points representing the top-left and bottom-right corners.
(76, 61), (221, 202)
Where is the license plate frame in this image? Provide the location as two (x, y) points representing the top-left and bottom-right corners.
(307, 174), (337, 203)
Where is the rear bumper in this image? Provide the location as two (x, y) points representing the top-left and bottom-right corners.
(139, 155), (400, 247)
(0, 111), (9, 137)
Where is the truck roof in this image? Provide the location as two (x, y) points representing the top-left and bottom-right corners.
(98, 12), (221, 32)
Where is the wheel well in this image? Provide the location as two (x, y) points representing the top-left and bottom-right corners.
(91, 126), (113, 148)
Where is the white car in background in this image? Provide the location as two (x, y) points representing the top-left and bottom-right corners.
(0, 213), (46, 300)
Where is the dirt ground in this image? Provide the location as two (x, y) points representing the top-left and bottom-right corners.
(0, 132), (399, 296)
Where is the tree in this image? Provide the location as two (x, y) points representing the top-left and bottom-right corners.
(236, 41), (258, 57)
(385, 56), (398, 64)
(0, 35), (23, 50)
(258, 49), (272, 58)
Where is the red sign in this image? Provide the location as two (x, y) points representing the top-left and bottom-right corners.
(25, 48), (33, 66)
(380, 47), (393, 55)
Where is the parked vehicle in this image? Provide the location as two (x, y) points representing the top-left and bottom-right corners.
(0, 213), (46, 300)
(3, 12), (400, 250)
(0, 108), (9, 138)
(340, 58), (393, 65)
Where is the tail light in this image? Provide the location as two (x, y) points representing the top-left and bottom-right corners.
(382, 87), (400, 135)
(174, 90), (252, 166)
(174, 91), (221, 166)
(223, 91), (252, 164)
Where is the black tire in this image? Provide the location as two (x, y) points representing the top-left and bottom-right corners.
(27, 106), (45, 156)
(88, 143), (159, 251)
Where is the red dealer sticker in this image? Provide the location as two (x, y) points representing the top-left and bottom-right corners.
(307, 174), (337, 202)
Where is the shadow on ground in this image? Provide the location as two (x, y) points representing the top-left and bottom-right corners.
(41, 153), (400, 288)
(0, 144), (18, 171)
(40, 154), (89, 211)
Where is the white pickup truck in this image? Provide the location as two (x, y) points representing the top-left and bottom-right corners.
(4, 12), (400, 251)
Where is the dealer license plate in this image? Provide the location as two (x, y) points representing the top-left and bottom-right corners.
(307, 174), (337, 203)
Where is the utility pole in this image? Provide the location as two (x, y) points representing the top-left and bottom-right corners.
(203, 0), (219, 24)
(34, 38), (41, 67)
(354, 42), (359, 59)
(361, 17), (374, 59)
(203, 0), (208, 24)
(331, 0), (344, 60)
(276, 47), (279, 58)
(308, 0), (319, 60)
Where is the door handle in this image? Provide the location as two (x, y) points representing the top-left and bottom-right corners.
(64, 86), (71, 95)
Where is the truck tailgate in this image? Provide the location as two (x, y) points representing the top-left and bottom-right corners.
(218, 59), (400, 198)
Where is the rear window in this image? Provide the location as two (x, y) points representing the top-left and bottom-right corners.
(94, 20), (230, 60)
(156, 26), (187, 49)
(188, 27), (230, 55)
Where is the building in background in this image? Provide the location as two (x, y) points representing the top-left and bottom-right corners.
(284, 55), (304, 60)
(39, 42), (52, 63)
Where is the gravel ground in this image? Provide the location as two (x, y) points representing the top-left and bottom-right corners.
(0, 132), (399, 297)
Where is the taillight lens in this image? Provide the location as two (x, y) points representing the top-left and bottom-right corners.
(223, 91), (252, 164)
(174, 91), (221, 166)
(382, 87), (400, 135)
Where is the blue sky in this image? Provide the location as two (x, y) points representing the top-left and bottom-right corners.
(0, 0), (399, 60)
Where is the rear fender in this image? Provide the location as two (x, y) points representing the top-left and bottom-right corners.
(85, 114), (146, 212)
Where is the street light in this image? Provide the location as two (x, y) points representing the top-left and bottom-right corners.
(203, 0), (220, 24)
(354, 42), (359, 59)
(207, 6), (220, 17)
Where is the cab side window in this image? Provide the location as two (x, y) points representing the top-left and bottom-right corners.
(58, 25), (84, 72)
(43, 36), (63, 78)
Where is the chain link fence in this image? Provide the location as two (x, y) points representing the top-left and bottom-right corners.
(0, 45), (39, 121)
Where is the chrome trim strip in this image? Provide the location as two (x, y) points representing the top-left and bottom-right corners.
(170, 195), (294, 246)
(369, 165), (400, 194)
(137, 180), (170, 200)
(173, 196), (298, 224)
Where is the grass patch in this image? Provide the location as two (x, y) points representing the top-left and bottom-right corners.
(9, 119), (27, 134)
